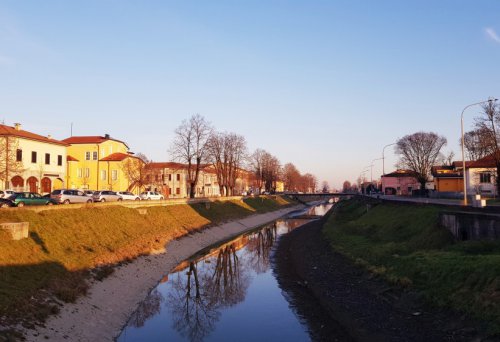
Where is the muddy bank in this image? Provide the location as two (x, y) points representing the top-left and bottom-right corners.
(273, 217), (486, 342)
(22, 206), (303, 342)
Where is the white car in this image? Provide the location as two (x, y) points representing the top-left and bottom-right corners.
(0, 190), (14, 198)
(116, 191), (141, 201)
(140, 191), (164, 200)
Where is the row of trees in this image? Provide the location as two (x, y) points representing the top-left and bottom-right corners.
(170, 114), (319, 198)
(345, 99), (500, 193)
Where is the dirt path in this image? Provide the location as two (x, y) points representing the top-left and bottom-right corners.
(273, 217), (486, 342)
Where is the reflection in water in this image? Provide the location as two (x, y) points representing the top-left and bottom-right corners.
(119, 203), (333, 342)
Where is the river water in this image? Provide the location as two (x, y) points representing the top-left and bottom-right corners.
(117, 203), (333, 342)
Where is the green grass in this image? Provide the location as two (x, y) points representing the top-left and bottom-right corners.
(0, 195), (296, 329)
(324, 197), (500, 332)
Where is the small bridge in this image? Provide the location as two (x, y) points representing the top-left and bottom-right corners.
(286, 192), (352, 204)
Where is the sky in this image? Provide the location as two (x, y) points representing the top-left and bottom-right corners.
(1, 1), (499, 189)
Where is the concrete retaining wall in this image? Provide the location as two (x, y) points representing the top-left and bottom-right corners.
(439, 211), (500, 240)
(1, 222), (29, 240)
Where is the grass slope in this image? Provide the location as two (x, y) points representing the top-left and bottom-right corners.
(0, 196), (296, 330)
(324, 197), (500, 333)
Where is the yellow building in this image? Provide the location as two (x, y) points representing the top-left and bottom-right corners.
(62, 135), (144, 192)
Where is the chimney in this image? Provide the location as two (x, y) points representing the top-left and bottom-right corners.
(47, 134), (52, 139)
(104, 134), (110, 139)
(14, 123), (21, 131)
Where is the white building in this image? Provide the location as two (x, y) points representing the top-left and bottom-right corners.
(0, 123), (67, 193)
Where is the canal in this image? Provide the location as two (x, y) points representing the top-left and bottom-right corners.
(118, 203), (333, 342)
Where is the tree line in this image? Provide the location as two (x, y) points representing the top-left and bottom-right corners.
(169, 114), (319, 198)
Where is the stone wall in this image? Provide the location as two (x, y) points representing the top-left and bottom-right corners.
(439, 211), (500, 240)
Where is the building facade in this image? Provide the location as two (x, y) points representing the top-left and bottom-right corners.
(381, 170), (420, 195)
(62, 135), (144, 192)
(0, 123), (67, 193)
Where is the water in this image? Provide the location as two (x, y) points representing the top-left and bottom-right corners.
(118, 203), (333, 342)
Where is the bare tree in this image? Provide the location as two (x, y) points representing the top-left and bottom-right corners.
(342, 180), (351, 192)
(249, 149), (266, 192)
(282, 163), (301, 191)
(321, 181), (330, 193)
(206, 132), (247, 196)
(467, 100), (500, 194)
(463, 127), (495, 161)
(0, 137), (24, 189)
(396, 131), (447, 190)
(170, 115), (213, 198)
(121, 153), (148, 193)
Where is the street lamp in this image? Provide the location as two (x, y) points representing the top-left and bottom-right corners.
(382, 143), (397, 175)
(461, 98), (498, 205)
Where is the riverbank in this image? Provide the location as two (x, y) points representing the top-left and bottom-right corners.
(274, 212), (486, 341)
(0, 195), (298, 340)
(19, 203), (303, 341)
(275, 201), (498, 341)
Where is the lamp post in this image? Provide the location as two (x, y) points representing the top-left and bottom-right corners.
(461, 98), (497, 205)
(382, 143), (396, 176)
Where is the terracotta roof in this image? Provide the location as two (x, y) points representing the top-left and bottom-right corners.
(100, 152), (141, 162)
(67, 155), (79, 162)
(147, 162), (187, 170)
(431, 165), (463, 178)
(381, 169), (419, 178)
(62, 135), (129, 149)
(0, 124), (68, 146)
(467, 154), (497, 168)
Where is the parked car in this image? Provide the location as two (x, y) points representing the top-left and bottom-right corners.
(139, 191), (164, 200)
(10, 192), (58, 207)
(92, 191), (122, 202)
(83, 190), (96, 197)
(0, 190), (14, 198)
(0, 198), (16, 208)
(51, 189), (93, 204)
(116, 191), (141, 201)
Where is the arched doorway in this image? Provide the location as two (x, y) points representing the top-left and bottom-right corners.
(41, 177), (51, 193)
(53, 178), (63, 190)
(27, 177), (38, 193)
(11, 176), (24, 190)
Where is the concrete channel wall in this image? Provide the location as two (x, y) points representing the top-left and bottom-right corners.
(439, 211), (500, 240)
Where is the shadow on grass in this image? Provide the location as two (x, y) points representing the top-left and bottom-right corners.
(0, 261), (88, 330)
(29, 231), (49, 254)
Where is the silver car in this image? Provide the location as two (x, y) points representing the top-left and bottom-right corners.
(51, 189), (93, 204)
(92, 191), (122, 202)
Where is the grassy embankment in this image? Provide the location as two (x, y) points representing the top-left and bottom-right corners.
(324, 197), (500, 333)
(0, 195), (296, 331)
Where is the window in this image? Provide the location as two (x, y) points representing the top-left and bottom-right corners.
(161, 174), (165, 181)
(92, 151), (98, 160)
(45, 153), (50, 165)
(155, 174), (159, 182)
(168, 174), (172, 181)
(146, 175), (150, 181)
(77, 168), (83, 178)
(176, 174), (180, 181)
(176, 187), (181, 195)
(112, 170), (118, 181)
(480, 172), (492, 184)
(31, 151), (37, 163)
(85, 168), (90, 178)
(57, 155), (62, 166)
(16, 149), (22, 162)
(85, 152), (91, 160)
(101, 170), (107, 181)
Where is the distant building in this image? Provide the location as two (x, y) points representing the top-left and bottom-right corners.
(0, 123), (67, 193)
(454, 155), (497, 197)
(432, 165), (463, 192)
(381, 170), (420, 195)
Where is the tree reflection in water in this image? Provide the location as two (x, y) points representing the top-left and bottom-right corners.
(245, 223), (277, 274)
(129, 289), (165, 328)
(166, 242), (251, 341)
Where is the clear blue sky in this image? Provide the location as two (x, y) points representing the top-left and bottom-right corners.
(1, 1), (499, 189)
